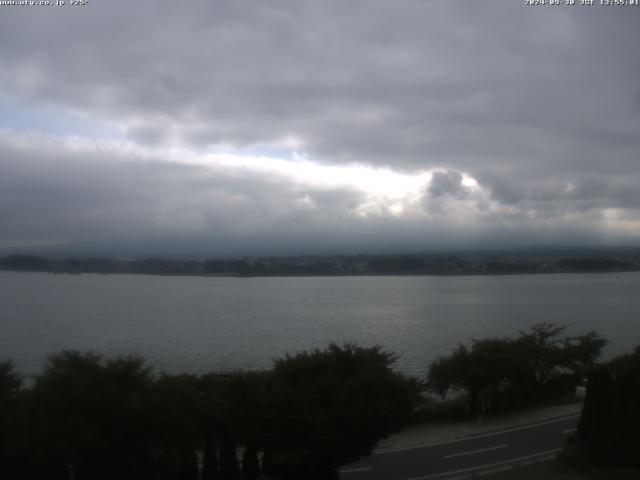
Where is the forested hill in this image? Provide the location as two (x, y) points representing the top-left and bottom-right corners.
(2, 250), (640, 276)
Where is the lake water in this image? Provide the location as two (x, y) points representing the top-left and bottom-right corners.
(1, 271), (639, 377)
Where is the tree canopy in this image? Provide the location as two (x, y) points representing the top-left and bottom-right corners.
(260, 344), (418, 477)
(576, 346), (640, 468)
(0, 344), (419, 480)
(0, 361), (21, 400)
(427, 324), (606, 417)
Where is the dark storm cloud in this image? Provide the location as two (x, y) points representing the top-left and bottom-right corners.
(428, 171), (468, 199)
(1, 0), (639, 253)
(0, 133), (376, 254)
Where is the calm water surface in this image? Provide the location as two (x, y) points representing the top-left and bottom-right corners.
(1, 271), (639, 376)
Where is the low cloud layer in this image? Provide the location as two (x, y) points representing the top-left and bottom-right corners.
(1, 1), (639, 255)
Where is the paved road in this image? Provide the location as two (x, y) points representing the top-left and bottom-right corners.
(339, 414), (579, 480)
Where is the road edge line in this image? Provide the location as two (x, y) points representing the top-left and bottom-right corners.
(403, 448), (562, 480)
(376, 414), (579, 454)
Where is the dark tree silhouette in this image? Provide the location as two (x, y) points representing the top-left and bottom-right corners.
(0, 361), (21, 400)
(428, 324), (607, 417)
(27, 351), (155, 480)
(427, 338), (516, 417)
(202, 428), (220, 480)
(260, 343), (419, 478)
(1, 345), (419, 479)
(241, 445), (260, 480)
(156, 450), (179, 480)
(576, 346), (640, 467)
(178, 449), (199, 480)
(219, 430), (241, 480)
(0, 361), (24, 479)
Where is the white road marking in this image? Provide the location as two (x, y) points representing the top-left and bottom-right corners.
(377, 414), (579, 455)
(534, 455), (557, 463)
(443, 444), (508, 459)
(562, 428), (577, 434)
(402, 448), (562, 480)
(339, 466), (372, 474)
(478, 465), (513, 475)
(442, 476), (471, 480)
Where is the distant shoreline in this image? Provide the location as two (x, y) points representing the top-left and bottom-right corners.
(2, 268), (640, 279)
(2, 252), (640, 278)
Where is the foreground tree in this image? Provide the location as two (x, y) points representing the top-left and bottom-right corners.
(219, 430), (241, 480)
(427, 338), (516, 417)
(575, 346), (640, 468)
(260, 343), (419, 478)
(512, 324), (606, 398)
(0, 361), (23, 478)
(241, 445), (260, 480)
(148, 372), (203, 470)
(1, 345), (420, 479)
(427, 324), (607, 417)
(201, 429), (220, 480)
(0, 361), (21, 400)
(28, 351), (156, 480)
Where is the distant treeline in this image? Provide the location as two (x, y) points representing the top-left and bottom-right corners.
(2, 251), (640, 276)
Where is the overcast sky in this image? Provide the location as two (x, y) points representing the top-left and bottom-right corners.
(1, 0), (639, 257)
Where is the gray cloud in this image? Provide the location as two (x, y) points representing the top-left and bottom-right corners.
(0, 134), (376, 254)
(428, 171), (468, 199)
(1, 1), (639, 254)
